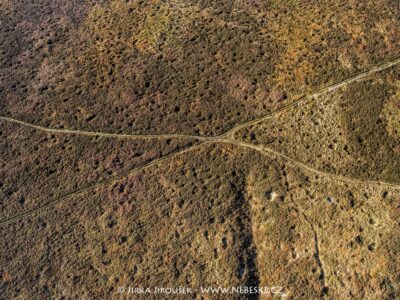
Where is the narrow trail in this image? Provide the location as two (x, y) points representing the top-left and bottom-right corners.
(0, 116), (210, 142)
(221, 56), (400, 137)
(223, 139), (400, 189)
(0, 142), (209, 227)
(1, 57), (400, 227)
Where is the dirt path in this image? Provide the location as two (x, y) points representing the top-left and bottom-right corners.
(0, 116), (210, 141)
(221, 57), (400, 138)
(0, 142), (210, 227)
(224, 140), (400, 189)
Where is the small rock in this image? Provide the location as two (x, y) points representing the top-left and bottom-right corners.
(265, 190), (277, 201)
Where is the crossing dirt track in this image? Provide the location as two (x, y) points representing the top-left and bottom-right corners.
(1, 1), (400, 299)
